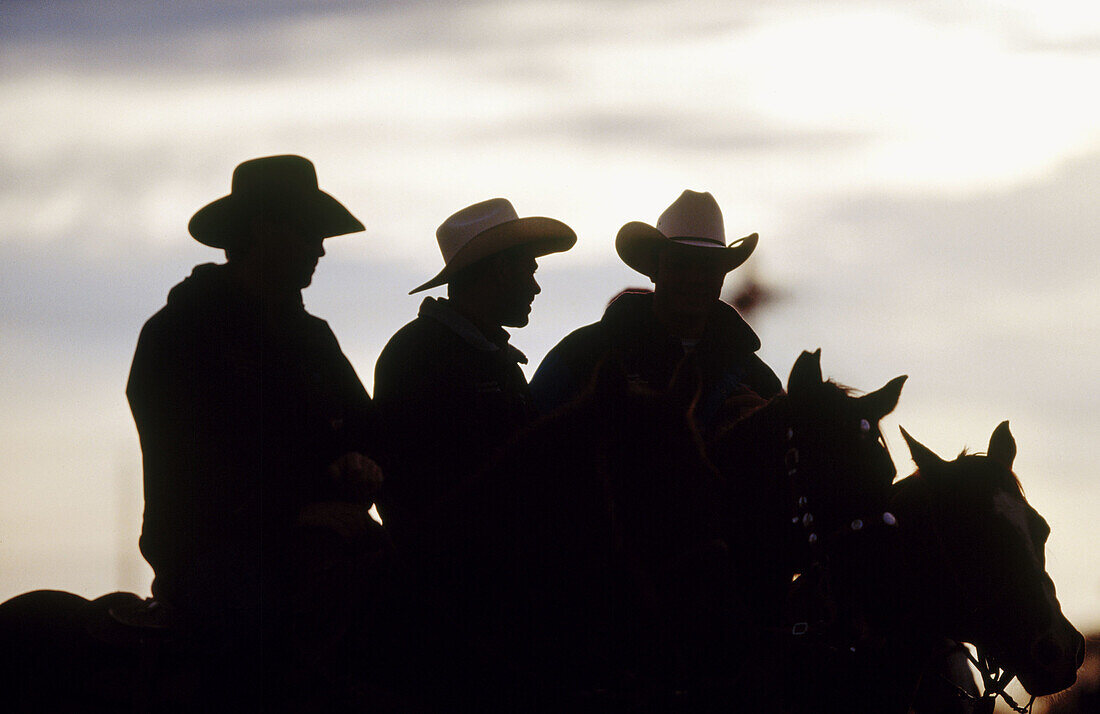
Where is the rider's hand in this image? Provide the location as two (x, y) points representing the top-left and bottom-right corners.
(326, 451), (383, 504)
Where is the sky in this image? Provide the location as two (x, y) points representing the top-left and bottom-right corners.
(2, 0), (1098, 644)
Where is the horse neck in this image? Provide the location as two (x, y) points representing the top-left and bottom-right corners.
(811, 515), (960, 714)
(712, 402), (792, 532)
(809, 477), (952, 649)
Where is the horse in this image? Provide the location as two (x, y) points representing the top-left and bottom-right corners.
(419, 349), (912, 711)
(706, 350), (905, 645)
(0, 588), (268, 712)
(0, 551), (406, 712)
(889, 423), (1085, 708)
(707, 351), (1082, 712)
(758, 420), (1085, 713)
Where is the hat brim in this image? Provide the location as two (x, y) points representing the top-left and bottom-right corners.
(615, 222), (757, 280)
(410, 216), (577, 294)
(188, 190), (365, 249)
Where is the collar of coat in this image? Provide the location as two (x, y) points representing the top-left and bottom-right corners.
(600, 290), (762, 353)
(419, 297), (528, 365)
(168, 262), (308, 320)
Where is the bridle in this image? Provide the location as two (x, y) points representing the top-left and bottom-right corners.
(779, 416), (899, 652)
(917, 640), (1033, 714)
(782, 416), (1035, 713)
(786, 416), (899, 573)
(906, 475), (1036, 714)
(967, 647), (1035, 713)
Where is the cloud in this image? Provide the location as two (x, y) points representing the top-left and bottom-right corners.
(3, 0), (1097, 278)
(2, 0), (1099, 626)
(745, 150), (1100, 448)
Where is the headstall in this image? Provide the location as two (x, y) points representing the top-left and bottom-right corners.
(915, 479), (1035, 714)
(786, 420), (897, 564)
(782, 420), (898, 646)
(782, 420), (1035, 714)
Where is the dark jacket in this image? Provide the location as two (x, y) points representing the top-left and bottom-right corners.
(373, 297), (535, 536)
(530, 291), (781, 433)
(126, 263), (373, 618)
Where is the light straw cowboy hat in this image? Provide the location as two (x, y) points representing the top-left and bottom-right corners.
(615, 190), (758, 280)
(189, 155), (364, 249)
(410, 197), (577, 294)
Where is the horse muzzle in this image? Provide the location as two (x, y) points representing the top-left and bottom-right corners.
(1015, 625), (1085, 696)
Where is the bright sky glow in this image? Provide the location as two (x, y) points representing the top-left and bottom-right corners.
(2, 0), (1098, 635)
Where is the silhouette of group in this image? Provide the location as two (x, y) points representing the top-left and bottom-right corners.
(122, 154), (780, 704)
(3, 154), (1082, 712)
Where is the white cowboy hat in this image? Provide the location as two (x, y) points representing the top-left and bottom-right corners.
(410, 197), (577, 294)
(189, 155), (364, 249)
(615, 190), (758, 280)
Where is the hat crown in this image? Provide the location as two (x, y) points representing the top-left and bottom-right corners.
(188, 154), (364, 248)
(655, 190), (726, 246)
(436, 197), (520, 262)
(230, 155), (320, 198)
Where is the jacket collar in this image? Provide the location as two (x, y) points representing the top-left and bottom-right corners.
(601, 290), (761, 353)
(419, 297), (528, 364)
(168, 262), (307, 318)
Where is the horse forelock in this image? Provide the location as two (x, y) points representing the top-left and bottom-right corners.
(825, 379), (857, 397)
(902, 445), (1024, 505)
(954, 450), (1026, 500)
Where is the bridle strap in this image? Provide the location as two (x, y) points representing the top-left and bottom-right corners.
(965, 647), (1035, 713)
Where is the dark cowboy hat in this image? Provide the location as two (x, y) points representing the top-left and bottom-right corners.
(410, 197), (576, 294)
(615, 190), (757, 280)
(188, 155), (364, 249)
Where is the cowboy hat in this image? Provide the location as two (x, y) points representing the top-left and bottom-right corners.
(410, 197), (576, 294)
(615, 190), (757, 280)
(188, 155), (364, 249)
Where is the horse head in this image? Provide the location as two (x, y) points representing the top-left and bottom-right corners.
(708, 349), (906, 628)
(896, 422), (1085, 697)
(784, 349), (907, 547)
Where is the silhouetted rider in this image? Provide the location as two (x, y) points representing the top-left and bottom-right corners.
(126, 155), (381, 665)
(530, 189), (781, 437)
(373, 198), (576, 546)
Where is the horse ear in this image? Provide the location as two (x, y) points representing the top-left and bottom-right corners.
(669, 352), (702, 413)
(788, 349), (823, 395)
(859, 375), (907, 421)
(987, 421), (1016, 471)
(900, 425), (946, 474)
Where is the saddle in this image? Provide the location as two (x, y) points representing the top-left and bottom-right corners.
(85, 593), (188, 650)
(108, 597), (180, 631)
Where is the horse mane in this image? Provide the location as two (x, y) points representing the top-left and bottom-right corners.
(957, 449), (1026, 498)
(711, 378), (866, 448)
(826, 380), (858, 397)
